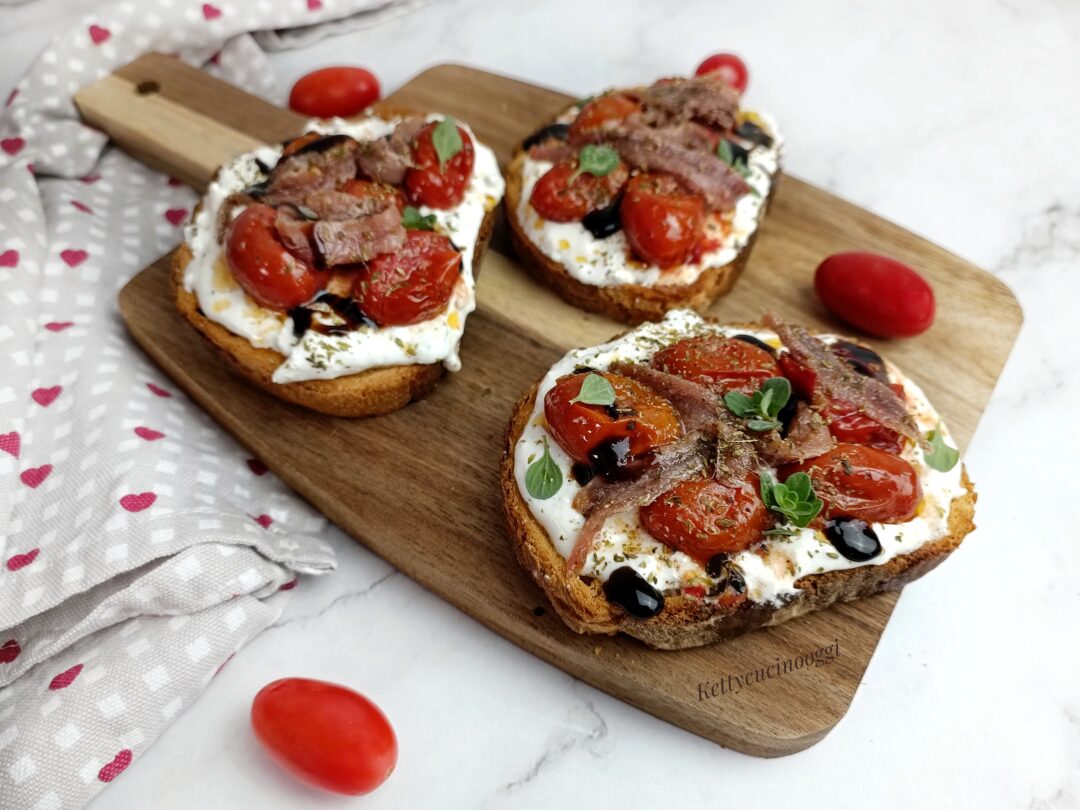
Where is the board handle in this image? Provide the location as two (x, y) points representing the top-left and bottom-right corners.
(74, 53), (306, 190)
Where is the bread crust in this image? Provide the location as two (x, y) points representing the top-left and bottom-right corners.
(500, 368), (977, 651)
(504, 126), (778, 325)
(171, 115), (496, 418)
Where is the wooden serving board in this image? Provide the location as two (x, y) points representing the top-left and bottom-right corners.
(75, 55), (1021, 757)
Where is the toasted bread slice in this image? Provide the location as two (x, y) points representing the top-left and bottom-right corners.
(504, 138), (778, 326)
(500, 384), (976, 651)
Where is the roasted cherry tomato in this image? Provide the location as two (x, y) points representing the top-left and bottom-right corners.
(544, 372), (682, 466)
(342, 178), (406, 213)
(529, 158), (629, 222)
(226, 203), (325, 310)
(778, 353), (904, 452)
(404, 121), (475, 210)
(288, 67), (381, 118)
(569, 94), (641, 141)
(251, 677), (397, 796)
(694, 53), (749, 93)
(640, 476), (770, 564)
(620, 172), (705, 268)
(814, 252), (935, 338)
(652, 335), (780, 395)
(354, 230), (461, 327)
(782, 443), (921, 524)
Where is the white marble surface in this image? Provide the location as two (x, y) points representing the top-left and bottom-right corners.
(5, 0), (1080, 807)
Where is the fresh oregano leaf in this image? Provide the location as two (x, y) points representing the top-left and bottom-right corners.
(724, 377), (790, 432)
(402, 206), (436, 231)
(760, 472), (822, 528)
(525, 437), (563, 500)
(432, 117), (463, 172)
(569, 373), (616, 406)
(924, 424), (960, 472)
(573, 144), (620, 181)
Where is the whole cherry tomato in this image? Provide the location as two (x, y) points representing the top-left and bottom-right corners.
(342, 178), (406, 213)
(814, 252), (936, 338)
(652, 335), (780, 395)
(694, 53), (749, 93)
(640, 476), (770, 564)
(355, 230), (461, 326)
(620, 172), (705, 268)
(251, 678), (397, 796)
(404, 121), (475, 209)
(288, 67), (381, 118)
(529, 158), (629, 222)
(569, 94), (641, 141)
(225, 203), (325, 310)
(778, 353), (904, 452)
(782, 443), (921, 524)
(544, 372), (682, 466)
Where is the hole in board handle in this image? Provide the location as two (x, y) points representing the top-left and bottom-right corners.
(136, 80), (160, 96)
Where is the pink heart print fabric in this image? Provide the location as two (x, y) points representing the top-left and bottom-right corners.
(0, 1), (411, 807)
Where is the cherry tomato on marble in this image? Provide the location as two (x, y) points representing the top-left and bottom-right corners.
(652, 335), (780, 395)
(250, 677), (397, 796)
(354, 230), (461, 326)
(694, 53), (749, 93)
(568, 94), (641, 141)
(288, 67), (381, 118)
(404, 121), (475, 209)
(640, 476), (771, 563)
(529, 158), (629, 222)
(781, 443), (921, 524)
(544, 371), (682, 466)
(225, 203), (325, 310)
(814, 252), (936, 338)
(620, 172), (706, 268)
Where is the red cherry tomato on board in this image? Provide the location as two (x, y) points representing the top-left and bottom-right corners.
(640, 476), (771, 564)
(404, 121), (475, 210)
(694, 53), (749, 93)
(652, 335), (780, 396)
(814, 252), (936, 338)
(288, 67), (381, 118)
(529, 158), (629, 222)
(251, 678), (397, 796)
(225, 203), (325, 310)
(782, 443), (921, 524)
(355, 230), (462, 327)
(620, 172), (705, 268)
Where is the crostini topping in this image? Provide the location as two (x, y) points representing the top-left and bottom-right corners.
(406, 120), (474, 208)
(620, 172), (705, 269)
(431, 116), (464, 170)
(639, 74), (741, 131)
(529, 158), (629, 223)
(923, 425), (959, 472)
(603, 566), (664, 618)
(401, 205), (436, 231)
(353, 231), (461, 327)
(823, 518), (882, 562)
(525, 437), (563, 500)
(724, 377), (791, 432)
(760, 471), (823, 528)
(573, 144), (621, 179)
(568, 372), (616, 406)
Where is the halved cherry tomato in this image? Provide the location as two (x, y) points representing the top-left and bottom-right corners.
(404, 122), (475, 210)
(342, 178), (406, 213)
(782, 443), (921, 524)
(569, 94), (641, 141)
(640, 476), (770, 564)
(778, 353), (904, 452)
(815, 252), (935, 339)
(354, 230), (461, 327)
(529, 158), (629, 222)
(225, 203), (325, 310)
(251, 677), (397, 796)
(288, 67), (381, 118)
(652, 335), (780, 395)
(694, 53), (749, 93)
(620, 172), (705, 268)
(544, 372), (682, 466)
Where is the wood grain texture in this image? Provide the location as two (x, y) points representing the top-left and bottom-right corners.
(78, 56), (1022, 756)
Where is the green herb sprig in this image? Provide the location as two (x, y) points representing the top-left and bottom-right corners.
(402, 206), (436, 231)
(571, 144), (620, 182)
(717, 139), (752, 179)
(924, 424), (959, 472)
(432, 117), (463, 172)
(525, 437), (563, 500)
(760, 472), (823, 528)
(569, 373), (616, 406)
(724, 377), (791, 432)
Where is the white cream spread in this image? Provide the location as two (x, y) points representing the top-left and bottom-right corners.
(515, 109), (782, 288)
(513, 310), (967, 607)
(183, 115), (505, 384)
